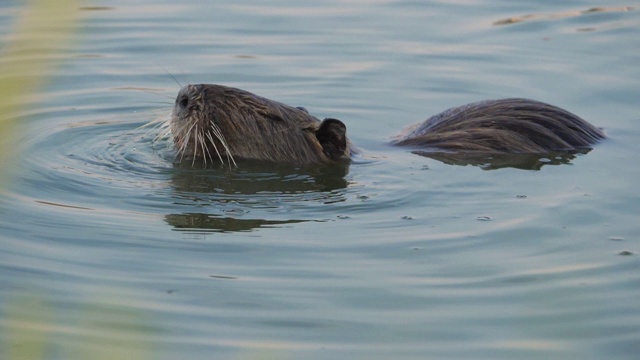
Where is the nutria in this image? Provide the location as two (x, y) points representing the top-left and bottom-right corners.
(170, 84), (350, 166)
(169, 84), (604, 167)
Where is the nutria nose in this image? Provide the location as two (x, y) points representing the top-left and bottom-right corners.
(177, 84), (206, 110)
(176, 85), (193, 110)
(178, 94), (189, 109)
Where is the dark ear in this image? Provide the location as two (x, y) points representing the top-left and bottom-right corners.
(316, 118), (348, 160)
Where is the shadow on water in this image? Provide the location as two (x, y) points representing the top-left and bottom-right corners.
(164, 160), (350, 232)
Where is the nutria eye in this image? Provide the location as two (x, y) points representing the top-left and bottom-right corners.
(178, 96), (189, 109)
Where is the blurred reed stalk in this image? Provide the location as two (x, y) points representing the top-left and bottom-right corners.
(0, 0), (80, 184)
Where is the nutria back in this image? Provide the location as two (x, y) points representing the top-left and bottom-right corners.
(393, 98), (605, 153)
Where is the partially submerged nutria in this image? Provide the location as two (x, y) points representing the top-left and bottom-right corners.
(170, 84), (349, 166)
(169, 84), (604, 167)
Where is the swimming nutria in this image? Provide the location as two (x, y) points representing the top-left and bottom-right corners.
(169, 84), (604, 167)
(171, 84), (350, 166)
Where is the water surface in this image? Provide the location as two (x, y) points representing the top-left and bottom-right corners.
(1, 1), (639, 359)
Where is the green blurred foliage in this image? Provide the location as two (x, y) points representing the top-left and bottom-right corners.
(0, 0), (80, 181)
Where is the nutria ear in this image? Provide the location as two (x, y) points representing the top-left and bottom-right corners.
(316, 118), (348, 160)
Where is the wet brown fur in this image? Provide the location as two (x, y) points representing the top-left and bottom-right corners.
(170, 85), (604, 166)
(171, 84), (350, 166)
(393, 98), (605, 153)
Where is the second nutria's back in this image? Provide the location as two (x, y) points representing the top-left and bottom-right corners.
(393, 98), (605, 153)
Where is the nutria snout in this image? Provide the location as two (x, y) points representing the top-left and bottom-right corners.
(169, 84), (604, 167)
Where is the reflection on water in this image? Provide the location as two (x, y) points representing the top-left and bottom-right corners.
(166, 161), (349, 231)
(165, 213), (310, 233)
(413, 148), (592, 170)
(170, 160), (349, 195)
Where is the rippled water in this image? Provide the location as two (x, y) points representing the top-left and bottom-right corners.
(1, 1), (639, 359)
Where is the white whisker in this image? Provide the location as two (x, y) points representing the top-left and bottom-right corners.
(160, 65), (183, 88)
(137, 113), (171, 130)
(205, 131), (225, 165)
(202, 134), (214, 166)
(138, 89), (174, 99)
(153, 127), (173, 143)
(176, 121), (196, 164)
(191, 124), (198, 167)
(210, 121), (237, 167)
(198, 132), (208, 167)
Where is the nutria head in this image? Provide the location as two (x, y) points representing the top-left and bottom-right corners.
(170, 84), (350, 166)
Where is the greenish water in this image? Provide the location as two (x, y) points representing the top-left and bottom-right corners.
(1, 1), (639, 359)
